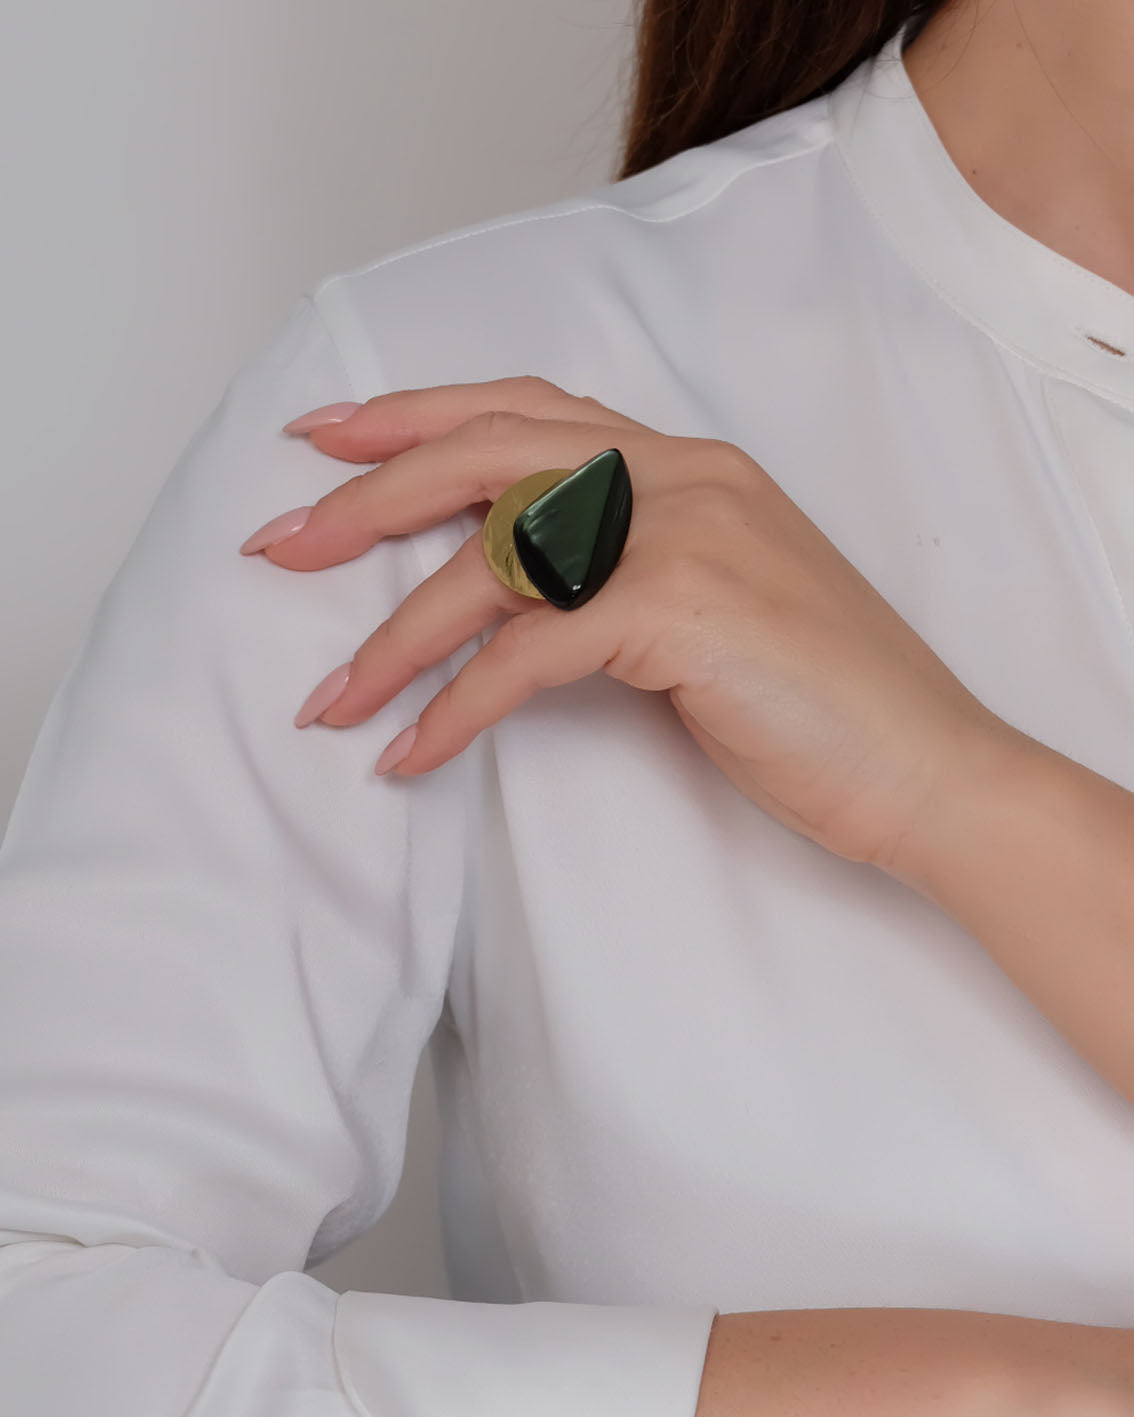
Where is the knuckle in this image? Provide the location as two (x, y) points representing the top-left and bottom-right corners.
(496, 374), (577, 419)
(660, 475), (746, 534)
(368, 613), (406, 662)
(574, 393), (608, 415)
(355, 616), (412, 675)
(500, 606), (543, 655)
(466, 407), (530, 449)
(318, 471), (369, 514)
(662, 549), (719, 601)
(702, 437), (754, 484)
(509, 374), (561, 397)
(494, 607), (558, 687)
(649, 540), (735, 611)
(425, 674), (458, 720)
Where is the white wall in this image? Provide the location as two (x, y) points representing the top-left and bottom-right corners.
(0, 0), (637, 1299)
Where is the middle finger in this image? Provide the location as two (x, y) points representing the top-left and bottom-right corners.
(311, 527), (552, 727)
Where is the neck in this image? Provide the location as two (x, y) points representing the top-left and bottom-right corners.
(902, 0), (1134, 298)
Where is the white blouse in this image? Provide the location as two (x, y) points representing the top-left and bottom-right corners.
(3, 17), (1134, 1416)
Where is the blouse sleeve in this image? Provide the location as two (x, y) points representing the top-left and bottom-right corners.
(0, 292), (718, 1417)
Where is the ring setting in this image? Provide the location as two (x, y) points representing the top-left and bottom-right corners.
(481, 447), (632, 611)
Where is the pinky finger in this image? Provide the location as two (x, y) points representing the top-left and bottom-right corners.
(378, 600), (615, 776)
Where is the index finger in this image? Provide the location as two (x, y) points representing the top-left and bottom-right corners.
(293, 375), (650, 465)
(260, 414), (645, 572)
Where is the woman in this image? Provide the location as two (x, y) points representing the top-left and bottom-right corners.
(2, 0), (1133, 1412)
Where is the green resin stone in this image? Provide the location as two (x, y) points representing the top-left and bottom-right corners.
(513, 447), (632, 610)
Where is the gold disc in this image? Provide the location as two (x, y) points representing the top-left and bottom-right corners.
(481, 467), (573, 598)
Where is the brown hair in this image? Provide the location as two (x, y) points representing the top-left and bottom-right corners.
(616, 0), (949, 181)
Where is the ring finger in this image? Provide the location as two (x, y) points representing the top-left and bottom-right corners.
(311, 527), (555, 728)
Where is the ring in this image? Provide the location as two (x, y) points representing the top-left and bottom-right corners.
(481, 447), (632, 611)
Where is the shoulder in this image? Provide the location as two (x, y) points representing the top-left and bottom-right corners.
(308, 91), (836, 392)
(322, 87), (833, 284)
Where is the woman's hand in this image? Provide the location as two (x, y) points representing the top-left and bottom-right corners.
(240, 376), (1017, 870)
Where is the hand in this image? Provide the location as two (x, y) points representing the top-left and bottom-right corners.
(240, 376), (1011, 869)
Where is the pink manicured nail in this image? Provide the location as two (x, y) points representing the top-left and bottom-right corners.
(240, 505), (313, 555)
(282, 402), (362, 435)
(374, 722), (418, 775)
(295, 661), (352, 728)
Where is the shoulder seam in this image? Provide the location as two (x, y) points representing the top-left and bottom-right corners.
(301, 292), (372, 404)
(303, 288), (439, 580)
(313, 123), (833, 298)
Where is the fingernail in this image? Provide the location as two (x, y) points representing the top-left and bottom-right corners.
(282, 402), (362, 435)
(374, 722), (418, 775)
(295, 661), (352, 728)
(240, 505), (313, 555)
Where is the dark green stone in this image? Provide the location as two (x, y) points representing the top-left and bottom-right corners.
(513, 448), (632, 610)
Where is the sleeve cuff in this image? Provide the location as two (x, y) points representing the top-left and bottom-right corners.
(332, 1289), (718, 1417)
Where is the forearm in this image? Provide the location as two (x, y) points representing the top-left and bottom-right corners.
(694, 1306), (1134, 1416)
(875, 723), (1134, 1106)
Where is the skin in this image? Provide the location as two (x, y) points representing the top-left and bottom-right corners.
(903, 0), (1134, 299)
(696, 4), (1134, 1411)
(248, 381), (1012, 869)
(241, 1), (1134, 1410)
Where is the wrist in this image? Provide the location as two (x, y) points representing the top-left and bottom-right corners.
(871, 711), (1040, 900)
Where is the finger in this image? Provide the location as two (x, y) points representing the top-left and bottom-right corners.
(261, 414), (647, 571)
(380, 584), (621, 776)
(315, 529), (541, 727)
(299, 375), (650, 465)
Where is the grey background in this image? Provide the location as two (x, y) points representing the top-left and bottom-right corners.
(0, 0), (638, 1298)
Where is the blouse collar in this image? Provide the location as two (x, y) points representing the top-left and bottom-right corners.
(829, 21), (1134, 409)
